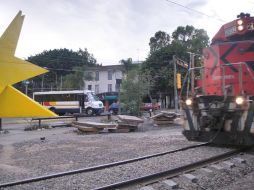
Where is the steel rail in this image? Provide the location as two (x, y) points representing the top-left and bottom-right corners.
(0, 142), (209, 188)
(92, 147), (247, 190)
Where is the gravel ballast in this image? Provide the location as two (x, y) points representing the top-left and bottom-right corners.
(1, 118), (254, 189)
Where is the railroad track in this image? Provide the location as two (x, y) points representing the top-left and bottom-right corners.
(93, 147), (247, 190)
(0, 142), (208, 188)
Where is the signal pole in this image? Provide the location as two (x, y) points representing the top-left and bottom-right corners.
(173, 55), (178, 113)
(191, 53), (195, 96)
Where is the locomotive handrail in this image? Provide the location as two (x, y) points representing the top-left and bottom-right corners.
(185, 62), (254, 98)
(222, 62), (254, 81)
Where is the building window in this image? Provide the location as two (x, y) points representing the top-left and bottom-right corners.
(108, 70), (113, 80)
(108, 84), (112, 92)
(115, 83), (120, 92)
(88, 85), (92, 90)
(86, 72), (93, 81)
(95, 85), (99, 94)
(115, 79), (122, 92)
(95, 71), (99, 81)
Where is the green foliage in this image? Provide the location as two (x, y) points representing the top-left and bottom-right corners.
(172, 25), (209, 55)
(149, 31), (171, 54)
(120, 69), (144, 116)
(62, 66), (85, 89)
(119, 58), (133, 72)
(25, 48), (97, 91)
(141, 25), (210, 99)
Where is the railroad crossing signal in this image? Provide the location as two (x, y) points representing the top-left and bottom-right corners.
(176, 73), (181, 89)
(0, 11), (57, 117)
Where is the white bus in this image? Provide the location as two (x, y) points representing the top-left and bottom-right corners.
(33, 90), (104, 115)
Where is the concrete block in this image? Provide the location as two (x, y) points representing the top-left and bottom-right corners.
(182, 173), (198, 183)
(222, 161), (235, 168)
(162, 179), (178, 189)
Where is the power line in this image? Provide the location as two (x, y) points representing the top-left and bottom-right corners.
(164, 0), (226, 23)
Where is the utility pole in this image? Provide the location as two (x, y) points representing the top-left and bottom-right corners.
(187, 52), (195, 97)
(173, 55), (178, 113)
(191, 53), (195, 96)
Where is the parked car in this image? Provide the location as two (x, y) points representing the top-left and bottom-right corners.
(108, 102), (119, 115)
(140, 103), (160, 111)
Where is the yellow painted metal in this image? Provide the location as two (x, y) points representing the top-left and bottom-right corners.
(0, 11), (24, 57)
(0, 57), (48, 93)
(0, 11), (56, 117)
(0, 11), (48, 93)
(0, 86), (57, 117)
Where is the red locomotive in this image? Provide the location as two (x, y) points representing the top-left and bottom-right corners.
(182, 13), (254, 145)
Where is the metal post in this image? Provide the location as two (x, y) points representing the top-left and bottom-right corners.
(191, 53), (195, 96)
(54, 72), (58, 90)
(173, 56), (178, 113)
(41, 75), (44, 91)
(25, 84), (28, 95)
(239, 63), (243, 95)
(0, 118), (2, 131)
(222, 66), (225, 95)
(187, 53), (191, 98)
(60, 75), (63, 90)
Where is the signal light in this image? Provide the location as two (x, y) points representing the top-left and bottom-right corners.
(237, 25), (244, 31)
(236, 96), (244, 105)
(237, 19), (243, 25)
(237, 19), (244, 31)
(176, 73), (181, 89)
(186, 98), (192, 106)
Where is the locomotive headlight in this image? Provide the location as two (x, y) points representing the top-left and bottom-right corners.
(237, 19), (243, 25)
(186, 98), (192, 106)
(237, 25), (244, 31)
(236, 96), (244, 105)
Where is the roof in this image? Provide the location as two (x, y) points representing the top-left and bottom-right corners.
(33, 90), (94, 95)
(85, 64), (125, 72)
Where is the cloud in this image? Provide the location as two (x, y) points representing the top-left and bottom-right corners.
(0, 0), (253, 64)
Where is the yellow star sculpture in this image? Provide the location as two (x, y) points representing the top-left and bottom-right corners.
(0, 11), (57, 117)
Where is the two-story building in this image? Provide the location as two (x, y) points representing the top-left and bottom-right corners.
(84, 65), (125, 94)
(84, 64), (126, 110)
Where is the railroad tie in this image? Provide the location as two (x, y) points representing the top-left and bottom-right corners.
(200, 168), (213, 173)
(222, 161), (235, 168)
(210, 164), (224, 170)
(140, 186), (155, 190)
(233, 157), (246, 164)
(182, 173), (198, 183)
(162, 179), (179, 189)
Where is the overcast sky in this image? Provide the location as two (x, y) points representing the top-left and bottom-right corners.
(0, 0), (253, 65)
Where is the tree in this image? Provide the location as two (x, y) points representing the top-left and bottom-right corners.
(62, 66), (85, 90)
(149, 31), (170, 54)
(119, 58), (133, 72)
(172, 25), (209, 55)
(120, 69), (144, 116)
(141, 25), (209, 107)
(21, 48), (97, 92)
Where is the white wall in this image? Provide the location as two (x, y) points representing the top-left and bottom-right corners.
(84, 68), (123, 93)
